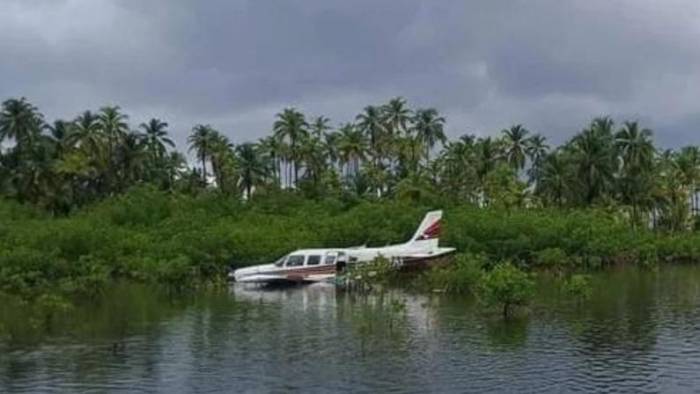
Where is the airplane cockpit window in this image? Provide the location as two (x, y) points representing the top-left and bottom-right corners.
(324, 255), (336, 265)
(274, 255), (287, 267)
(286, 255), (305, 267)
(307, 255), (321, 265)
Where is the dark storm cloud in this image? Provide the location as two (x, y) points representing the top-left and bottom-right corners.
(1, 0), (699, 148)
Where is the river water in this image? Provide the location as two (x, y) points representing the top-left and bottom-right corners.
(2, 266), (700, 393)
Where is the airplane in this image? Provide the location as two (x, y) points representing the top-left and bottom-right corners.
(231, 210), (455, 284)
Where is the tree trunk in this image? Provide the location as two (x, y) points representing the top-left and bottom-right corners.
(286, 161), (291, 188)
(294, 160), (298, 187)
(201, 156), (207, 184)
(276, 158), (280, 187)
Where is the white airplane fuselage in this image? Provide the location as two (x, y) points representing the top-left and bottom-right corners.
(232, 210), (455, 284)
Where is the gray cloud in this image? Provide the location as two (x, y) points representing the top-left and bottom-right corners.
(2, 0), (700, 150)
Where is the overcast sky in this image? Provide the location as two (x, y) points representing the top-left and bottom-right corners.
(2, 0), (700, 150)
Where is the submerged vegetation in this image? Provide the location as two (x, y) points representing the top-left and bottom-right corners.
(3, 96), (700, 303)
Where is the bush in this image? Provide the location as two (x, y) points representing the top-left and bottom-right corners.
(534, 247), (569, 271)
(562, 274), (592, 302)
(345, 256), (396, 292)
(478, 262), (535, 318)
(3, 187), (700, 298)
(420, 253), (484, 293)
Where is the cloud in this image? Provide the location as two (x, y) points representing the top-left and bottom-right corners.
(1, 0), (700, 151)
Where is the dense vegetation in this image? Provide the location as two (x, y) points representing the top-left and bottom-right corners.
(2, 96), (700, 300)
(2, 96), (699, 228)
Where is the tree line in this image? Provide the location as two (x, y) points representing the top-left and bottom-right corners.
(0, 96), (697, 230)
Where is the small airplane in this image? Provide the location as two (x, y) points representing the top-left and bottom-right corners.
(231, 210), (455, 284)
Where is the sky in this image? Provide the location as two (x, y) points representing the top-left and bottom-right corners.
(2, 0), (700, 150)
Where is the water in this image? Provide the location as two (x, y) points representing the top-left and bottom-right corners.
(2, 266), (700, 393)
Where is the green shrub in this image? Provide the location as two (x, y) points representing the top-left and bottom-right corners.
(4, 186), (700, 299)
(420, 253), (484, 293)
(637, 244), (659, 269)
(345, 256), (396, 291)
(562, 274), (592, 302)
(155, 255), (194, 290)
(478, 262), (535, 318)
(534, 247), (569, 271)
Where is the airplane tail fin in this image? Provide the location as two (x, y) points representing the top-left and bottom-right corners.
(406, 210), (443, 250)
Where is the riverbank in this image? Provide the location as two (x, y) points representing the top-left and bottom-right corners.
(2, 187), (700, 299)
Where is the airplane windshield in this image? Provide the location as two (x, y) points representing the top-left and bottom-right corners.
(273, 255), (287, 267)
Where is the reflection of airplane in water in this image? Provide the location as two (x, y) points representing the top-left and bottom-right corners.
(230, 283), (439, 335)
(231, 210), (455, 284)
(231, 282), (338, 308)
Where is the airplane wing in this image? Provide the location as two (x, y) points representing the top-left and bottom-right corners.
(236, 273), (335, 284)
(394, 247), (456, 261)
(235, 274), (291, 283)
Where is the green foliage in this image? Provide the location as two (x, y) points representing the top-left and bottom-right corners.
(0, 189), (433, 297)
(3, 175), (700, 301)
(478, 262), (535, 318)
(2, 96), (700, 288)
(344, 256), (397, 292)
(562, 274), (593, 302)
(637, 244), (659, 269)
(420, 253), (484, 293)
(483, 163), (528, 210)
(534, 247), (570, 272)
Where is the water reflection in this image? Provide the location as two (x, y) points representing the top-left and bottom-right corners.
(485, 317), (529, 349)
(2, 266), (700, 392)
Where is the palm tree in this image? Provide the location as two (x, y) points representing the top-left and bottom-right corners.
(537, 151), (569, 207)
(337, 123), (367, 180)
(139, 118), (175, 163)
(98, 106), (129, 157)
(356, 105), (386, 163)
(675, 146), (700, 216)
(273, 108), (308, 186)
(473, 137), (502, 183)
(0, 97), (44, 149)
(656, 153), (691, 231)
(68, 111), (102, 154)
(382, 97), (412, 135)
(412, 108), (446, 163)
(502, 124), (531, 171)
(236, 143), (268, 200)
(439, 137), (480, 202)
(162, 151), (187, 190)
(615, 121), (655, 170)
(47, 119), (69, 141)
(188, 124), (216, 184)
(310, 116), (331, 138)
(323, 131), (341, 172)
(208, 131), (235, 192)
(115, 131), (149, 189)
(615, 121), (656, 222)
(567, 119), (616, 205)
(396, 135), (425, 176)
(46, 119), (71, 157)
(298, 134), (327, 186)
(258, 135), (284, 186)
(526, 134), (549, 185)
